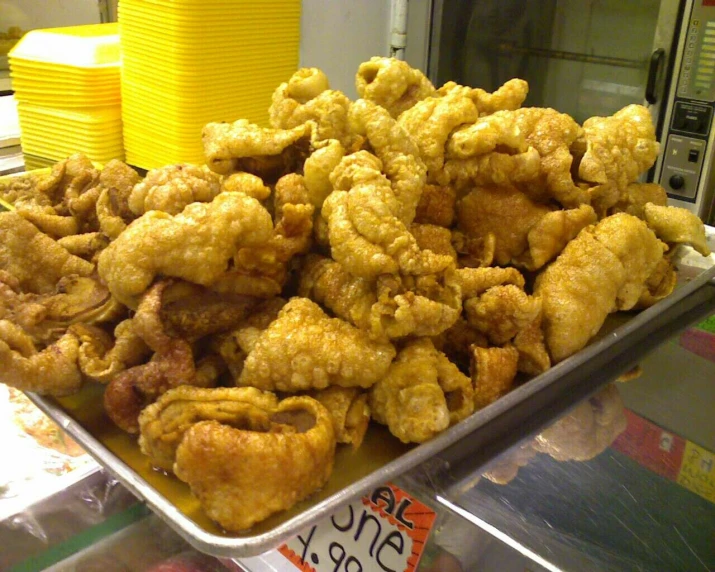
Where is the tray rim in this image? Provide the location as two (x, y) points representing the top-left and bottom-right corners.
(24, 233), (715, 558)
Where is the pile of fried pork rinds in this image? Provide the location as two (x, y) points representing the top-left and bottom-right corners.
(1, 57), (711, 532)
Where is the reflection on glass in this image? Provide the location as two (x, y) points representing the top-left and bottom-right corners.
(435, 0), (661, 123)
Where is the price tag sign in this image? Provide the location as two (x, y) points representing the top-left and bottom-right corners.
(279, 483), (437, 572)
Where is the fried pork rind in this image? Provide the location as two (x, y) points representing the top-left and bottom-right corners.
(370, 338), (474, 444)
(471, 344), (520, 410)
(414, 184), (456, 227)
(576, 104), (660, 214)
(397, 87), (478, 176)
(173, 394), (335, 531)
(299, 255), (461, 340)
(0, 319), (82, 395)
(0, 212), (94, 294)
(466, 78), (529, 115)
(355, 56), (435, 118)
(304, 139), (345, 208)
(464, 285), (542, 346)
(103, 281), (213, 434)
(311, 386), (370, 449)
(57, 232), (110, 263)
(535, 214), (665, 363)
(128, 164), (222, 215)
(453, 267), (526, 299)
(635, 255), (677, 309)
(514, 204), (598, 270)
(451, 230), (496, 268)
(644, 203), (711, 256)
(410, 223), (457, 260)
(269, 67), (352, 147)
(97, 192), (273, 308)
(71, 320), (150, 383)
(610, 182), (668, 219)
(0, 274), (124, 344)
(221, 171), (271, 201)
(238, 297), (396, 392)
(457, 185), (552, 266)
(95, 159), (142, 240)
(533, 383), (626, 461)
(139, 386), (280, 472)
(202, 119), (313, 179)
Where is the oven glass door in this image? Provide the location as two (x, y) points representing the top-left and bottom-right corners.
(428, 0), (683, 125)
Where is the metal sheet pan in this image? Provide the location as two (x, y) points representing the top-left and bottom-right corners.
(25, 230), (715, 559)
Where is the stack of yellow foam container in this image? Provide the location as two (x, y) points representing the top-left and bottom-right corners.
(8, 24), (123, 166)
(119, 0), (301, 170)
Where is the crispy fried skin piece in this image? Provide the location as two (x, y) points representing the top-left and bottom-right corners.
(593, 213), (666, 310)
(464, 285), (542, 346)
(535, 214), (664, 362)
(355, 56), (435, 118)
(173, 395), (335, 531)
(304, 139), (345, 208)
(513, 314), (551, 376)
(103, 282), (205, 433)
(471, 345), (520, 409)
(414, 184), (456, 227)
(221, 172), (271, 201)
(370, 338), (473, 443)
(323, 150), (451, 279)
(512, 107), (587, 207)
(128, 164), (222, 215)
(446, 111), (526, 160)
(15, 206), (78, 238)
(398, 88), (479, 176)
(644, 203), (711, 256)
(0, 212), (93, 294)
(57, 232), (110, 263)
(202, 119), (313, 178)
(514, 204), (598, 270)
(610, 182), (668, 219)
(451, 230), (496, 268)
(410, 223), (457, 260)
(97, 192), (273, 308)
(457, 185), (552, 266)
(159, 281), (259, 340)
(432, 317), (488, 372)
(96, 159), (142, 240)
(453, 267), (525, 299)
(347, 99), (427, 224)
(0, 319), (82, 395)
(468, 78), (529, 115)
(139, 386), (280, 472)
(311, 386), (370, 448)
(533, 384), (626, 461)
(635, 256), (677, 309)
(269, 68), (352, 147)
(577, 105), (659, 213)
(238, 297), (396, 391)
(71, 320), (150, 383)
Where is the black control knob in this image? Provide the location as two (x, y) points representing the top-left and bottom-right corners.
(669, 174), (685, 190)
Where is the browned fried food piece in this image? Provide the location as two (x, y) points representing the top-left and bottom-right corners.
(97, 192), (273, 308)
(370, 338), (474, 443)
(269, 67), (352, 147)
(410, 223), (457, 260)
(513, 315), (551, 376)
(471, 344), (520, 410)
(71, 320), (150, 383)
(139, 386), (280, 472)
(128, 164), (222, 215)
(414, 184), (456, 227)
(355, 56), (435, 118)
(635, 255), (677, 309)
(533, 383), (626, 461)
(432, 316), (488, 372)
(95, 159), (142, 239)
(0, 319), (82, 395)
(202, 119), (313, 180)
(173, 394), (335, 531)
(221, 172), (272, 201)
(535, 214), (664, 363)
(464, 285), (542, 346)
(644, 203), (711, 256)
(238, 297), (396, 391)
(453, 267), (525, 299)
(470, 78), (529, 114)
(311, 386), (370, 449)
(609, 182), (668, 219)
(512, 107), (587, 207)
(451, 230), (496, 268)
(0, 212), (93, 294)
(57, 232), (110, 263)
(303, 139), (346, 208)
(457, 185), (552, 266)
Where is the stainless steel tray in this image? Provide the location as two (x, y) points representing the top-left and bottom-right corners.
(26, 230), (715, 559)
